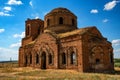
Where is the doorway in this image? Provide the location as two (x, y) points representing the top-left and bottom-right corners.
(41, 52), (46, 69)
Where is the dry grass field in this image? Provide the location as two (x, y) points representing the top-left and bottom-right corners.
(0, 61), (120, 80)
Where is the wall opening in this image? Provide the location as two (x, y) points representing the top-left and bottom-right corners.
(72, 19), (75, 26)
(49, 54), (52, 64)
(96, 59), (100, 64)
(25, 55), (28, 65)
(47, 19), (50, 26)
(41, 52), (46, 69)
(62, 53), (66, 64)
(36, 54), (39, 64)
(38, 26), (40, 34)
(30, 54), (32, 64)
(70, 52), (76, 64)
(59, 17), (63, 24)
(26, 26), (30, 36)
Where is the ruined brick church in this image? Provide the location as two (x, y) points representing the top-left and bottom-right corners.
(19, 7), (114, 72)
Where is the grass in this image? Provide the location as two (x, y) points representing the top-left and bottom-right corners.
(16, 69), (120, 80)
(0, 60), (120, 80)
(114, 58), (120, 67)
(0, 61), (18, 73)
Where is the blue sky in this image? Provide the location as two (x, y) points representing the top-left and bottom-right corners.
(0, 0), (120, 61)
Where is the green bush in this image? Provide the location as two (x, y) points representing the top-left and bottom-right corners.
(114, 58), (120, 67)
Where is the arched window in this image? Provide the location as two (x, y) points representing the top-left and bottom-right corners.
(70, 52), (76, 64)
(36, 54), (39, 64)
(47, 19), (50, 26)
(62, 53), (66, 64)
(72, 19), (75, 26)
(38, 27), (40, 34)
(59, 17), (63, 24)
(49, 54), (52, 64)
(30, 54), (32, 64)
(26, 26), (30, 35)
(25, 55), (28, 65)
(96, 59), (100, 64)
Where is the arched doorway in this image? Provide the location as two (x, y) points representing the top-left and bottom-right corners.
(41, 52), (46, 69)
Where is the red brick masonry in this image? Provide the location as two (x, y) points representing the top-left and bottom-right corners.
(19, 7), (114, 72)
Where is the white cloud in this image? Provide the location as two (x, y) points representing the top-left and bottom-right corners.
(103, 19), (109, 23)
(0, 28), (5, 33)
(90, 9), (98, 14)
(35, 16), (39, 19)
(0, 12), (13, 16)
(7, 0), (23, 5)
(12, 32), (25, 48)
(0, 47), (18, 61)
(13, 32), (25, 38)
(10, 42), (21, 48)
(3, 6), (12, 12)
(113, 48), (120, 58)
(0, 47), (17, 54)
(31, 13), (40, 19)
(104, 0), (119, 11)
(29, 0), (33, 7)
(43, 11), (49, 16)
(112, 39), (120, 46)
(114, 48), (120, 53)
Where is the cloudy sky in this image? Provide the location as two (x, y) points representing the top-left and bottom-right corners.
(0, 0), (120, 61)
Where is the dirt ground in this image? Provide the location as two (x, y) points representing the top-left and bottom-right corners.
(0, 62), (120, 80)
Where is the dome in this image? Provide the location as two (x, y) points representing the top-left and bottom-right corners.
(44, 7), (78, 34)
(45, 7), (76, 17)
(51, 7), (71, 12)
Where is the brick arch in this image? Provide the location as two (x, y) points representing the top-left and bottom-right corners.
(89, 46), (105, 70)
(68, 46), (77, 54)
(90, 46), (104, 57)
(39, 42), (54, 56)
(59, 48), (67, 67)
(68, 46), (77, 65)
(39, 42), (54, 67)
(34, 33), (57, 45)
(26, 24), (31, 36)
(24, 48), (32, 66)
(60, 48), (67, 54)
(91, 46), (103, 53)
(35, 51), (40, 64)
(24, 53), (30, 66)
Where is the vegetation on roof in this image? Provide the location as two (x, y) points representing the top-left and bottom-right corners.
(26, 41), (35, 46)
(58, 28), (88, 38)
(44, 29), (58, 38)
(44, 27), (96, 39)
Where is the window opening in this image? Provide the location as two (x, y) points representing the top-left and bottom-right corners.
(47, 19), (50, 26)
(49, 54), (52, 64)
(36, 54), (39, 64)
(59, 17), (63, 24)
(96, 59), (100, 64)
(62, 53), (66, 64)
(70, 52), (76, 64)
(30, 54), (32, 64)
(72, 19), (75, 26)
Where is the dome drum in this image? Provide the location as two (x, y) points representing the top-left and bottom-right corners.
(44, 8), (77, 33)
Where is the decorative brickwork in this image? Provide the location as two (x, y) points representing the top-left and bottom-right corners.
(19, 7), (114, 72)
